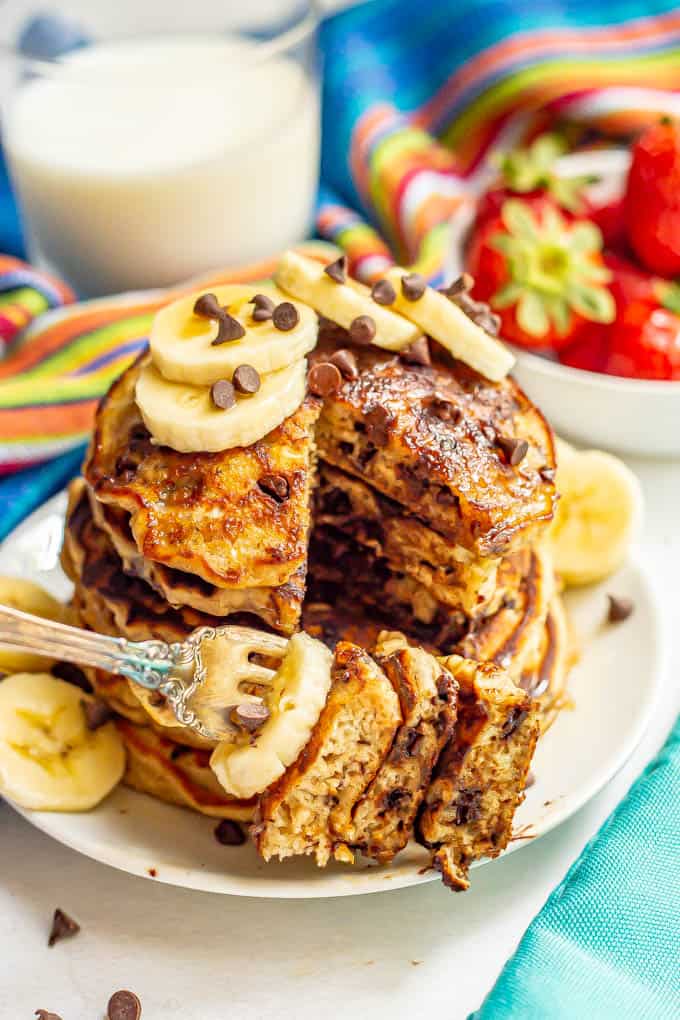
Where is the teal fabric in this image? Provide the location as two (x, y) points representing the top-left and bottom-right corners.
(471, 715), (680, 1019)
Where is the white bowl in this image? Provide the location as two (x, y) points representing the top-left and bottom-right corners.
(449, 149), (680, 457)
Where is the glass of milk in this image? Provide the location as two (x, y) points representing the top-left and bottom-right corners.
(0, 1), (321, 296)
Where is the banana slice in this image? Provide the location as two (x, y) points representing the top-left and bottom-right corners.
(135, 358), (307, 453)
(210, 632), (333, 800)
(275, 250), (420, 351)
(550, 447), (643, 586)
(150, 283), (317, 386)
(0, 577), (70, 674)
(0, 673), (125, 811)
(380, 267), (515, 381)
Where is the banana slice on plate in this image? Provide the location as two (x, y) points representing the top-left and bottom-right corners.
(276, 250), (420, 351)
(210, 632), (333, 800)
(550, 444), (643, 586)
(150, 283), (317, 385)
(135, 357), (307, 453)
(381, 267), (515, 381)
(0, 577), (70, 673)
(0, 672), (126, 811)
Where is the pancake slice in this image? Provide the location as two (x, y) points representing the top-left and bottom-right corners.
(253, 642), (402, 867)
(418, 656), (540, 891)
(342, 632), (458, 863)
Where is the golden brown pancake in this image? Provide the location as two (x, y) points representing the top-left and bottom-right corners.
(84, 353), (320, 592)
(312, 334), (557, 558)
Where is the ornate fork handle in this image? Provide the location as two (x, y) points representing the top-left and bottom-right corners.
(0, 603), (177, 689)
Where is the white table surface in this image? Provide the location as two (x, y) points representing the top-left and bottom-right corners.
(1, 455), (678, 1020)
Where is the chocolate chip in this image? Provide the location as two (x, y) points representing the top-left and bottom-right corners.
(539, 465), (556, 483)
(455, 788), (482, 825)
(258, 473), (290, 502)
(365, 405), (392, 446)
(232, 364), (261, 394)
(424, 392), (461, 423)
(308, 361), (342, 397)
(371, 279), (396, 306)
(438, 273), (473, 299)
(401, 272), (427, 301)
(384, 787), (409, 809)
(35, 1011), (62, 1020)
(48, 908), (80, 947)
(349, 314), (376, 346)
(501, 707), (528, 739)
(400, 337), (431, 367)
(107, 990), (141, 1020)
(214, 819), (246, 846)
(456, 292), (501, 335)
(211, 379), (236, 410)
(193, 292), (222, 319)
(607, 594), (634, 623)
(211, 314), (246, 344)
(272, 301), (299, 331)
(250, 293), (275, 322)
(329, 348), (358, 379)
(148, 690), (165, 707)
(497, 435), (529, 466)
(52, 662), (92, 693)
(81, 698), (114, 731)
(324, 255), (347, 284)
(231, 702), (270, 732)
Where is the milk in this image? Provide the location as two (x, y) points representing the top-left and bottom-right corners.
(3, 37), (320, 295)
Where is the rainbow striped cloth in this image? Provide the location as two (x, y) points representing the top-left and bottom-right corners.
(1, 0), (680, 502)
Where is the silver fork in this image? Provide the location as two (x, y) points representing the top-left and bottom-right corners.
(0, 604), (288, 741)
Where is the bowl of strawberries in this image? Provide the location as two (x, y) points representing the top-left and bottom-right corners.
(452, 126), (680, 457)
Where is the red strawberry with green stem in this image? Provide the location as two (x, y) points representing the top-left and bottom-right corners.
(467, 198), (616, 351)
(625, 118), (680, 277)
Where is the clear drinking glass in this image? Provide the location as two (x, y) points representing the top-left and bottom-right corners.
(0, 1), (320, 296)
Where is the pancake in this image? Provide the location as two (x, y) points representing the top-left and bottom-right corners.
(118, 719), (255, 821)
(312, 333), (557, 558)
(418, 655), (540, 891)
(520, 592), (573, 731)
(87, 485), (306, 632)
(84, 353), (320, 594)
(314, 461), (500, 615)
(253, 641), (402, 866)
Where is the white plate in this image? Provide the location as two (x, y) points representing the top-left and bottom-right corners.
(450, 149), (680, 458)
(0, 493), (665, 898)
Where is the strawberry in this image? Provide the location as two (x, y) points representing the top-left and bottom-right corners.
(476, 133), (594, 231)
(466, 198), (615, 351)
(589, 196), (626, 251)
(558, 323), (611, 373)
(625, 118), (680, 277)
(605, 301), (680, 380)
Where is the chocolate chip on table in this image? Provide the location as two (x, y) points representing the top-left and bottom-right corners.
(308, 361), (342, 397)
(107, 989), (142, 1020)
(250, 293), (275, 322)
(371, 279), (396, 306)
(324, 255), (347, 284)
(400, 336), (431, 367)
(365, 405), (392, 446)
(48, 908), (80, 948)
(272, 301), (299, 331)
(349, 314), (376, 346)
(258, 473), (290, 502)
(231, 702), (270, 732)
(232, 364), (261, 394)
(210, 378), (236, 410)
(400, 272), (427, 301)
(194, 292), (246, 345)
(214, 819), (246, 846)
(497, 435), (529, 466)
(35, 1011), (62, 1020)
(329, 348), (359, 379)
(81, 698), (114, 731)
(607, 594), (635, 623)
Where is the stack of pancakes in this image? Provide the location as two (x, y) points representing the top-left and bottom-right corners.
(61, 325), (569, 841)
